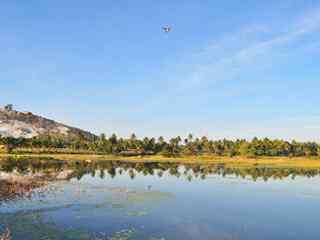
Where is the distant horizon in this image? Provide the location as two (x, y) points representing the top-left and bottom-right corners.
(1, 1), (320, 141)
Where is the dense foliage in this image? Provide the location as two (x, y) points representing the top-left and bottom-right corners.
(1, 133), (319, 157)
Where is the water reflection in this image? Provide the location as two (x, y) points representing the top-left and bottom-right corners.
(1, 158), (320, 204)
(1, 158), (320, 183)
(1, 158), (320, 240)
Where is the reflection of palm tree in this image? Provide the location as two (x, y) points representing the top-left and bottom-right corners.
(1, 159), (320, 183)
(99, 169), (105, 179)
(108, 167), (116, 178)
(128, 169), (135, 179)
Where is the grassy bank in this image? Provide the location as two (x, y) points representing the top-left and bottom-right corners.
(1, 153), (320, 169)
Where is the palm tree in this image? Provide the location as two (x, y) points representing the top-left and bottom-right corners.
(158, 136), (165, 144)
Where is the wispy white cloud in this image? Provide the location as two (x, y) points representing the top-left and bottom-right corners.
(183, 9), (320, 89)
(133, 8), (320, 141)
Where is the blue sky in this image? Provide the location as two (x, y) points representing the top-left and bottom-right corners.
(1, 1), (320, 140)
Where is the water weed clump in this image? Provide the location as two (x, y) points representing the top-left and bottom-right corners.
(127, 210), (149, 217)
(107, 228), (136, 240)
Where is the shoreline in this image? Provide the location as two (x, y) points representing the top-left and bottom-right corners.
(1, 153), (320, 169)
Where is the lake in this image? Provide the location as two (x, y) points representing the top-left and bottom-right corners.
(1, 159), (320, 240)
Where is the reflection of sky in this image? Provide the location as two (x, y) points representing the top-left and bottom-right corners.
(1, 171), (320, 240)
(77, 171), (320, 239)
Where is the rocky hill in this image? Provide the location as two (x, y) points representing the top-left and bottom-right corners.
(0, 106), (96, 140)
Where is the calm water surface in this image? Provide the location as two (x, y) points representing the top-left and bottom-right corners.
(0, 159), (320, 240)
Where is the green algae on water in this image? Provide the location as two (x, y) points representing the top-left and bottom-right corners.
(127, 210), (149, 217)
(107, 228), (136, 240)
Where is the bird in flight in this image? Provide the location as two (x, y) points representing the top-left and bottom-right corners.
(163, 25), (171, 33)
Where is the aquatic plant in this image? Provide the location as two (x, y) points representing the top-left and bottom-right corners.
(0, 211), (91, 240)
(107, 228), (136, 240)
(127, 210), (149, 217)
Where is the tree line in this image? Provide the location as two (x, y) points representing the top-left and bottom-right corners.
(0, 133), (319, 157)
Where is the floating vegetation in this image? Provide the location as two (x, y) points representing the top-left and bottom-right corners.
(127, 190), (172, 203)
(107, 228), (136, 240)
(111, 189), (173, 206)
(95, 203), (107, 209)
(111, 203), (126, 209)
(127, 210), (149, 217)
(0, 210), (91, 240)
